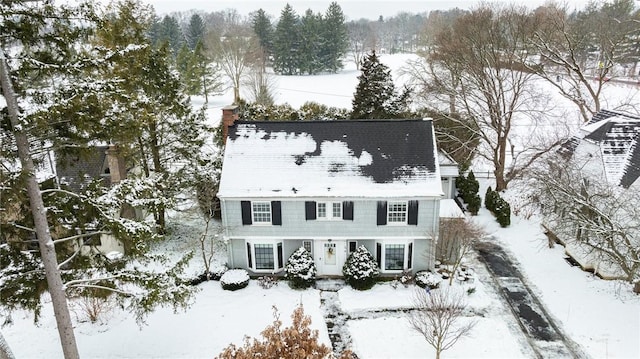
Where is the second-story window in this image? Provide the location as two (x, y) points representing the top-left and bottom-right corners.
(387, 201), (408, 224)
(317, 202), (342, 220)
(252, 202), (272, 223)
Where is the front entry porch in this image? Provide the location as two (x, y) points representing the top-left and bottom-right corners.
(314, 240), (346, 276)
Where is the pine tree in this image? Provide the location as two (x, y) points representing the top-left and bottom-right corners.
(159, 15), (185, 55)
(299, 9), (323, 75)
(251, 9), (273, 72)
(1, 3), (199, 351)
(351, 50), (412, 119)
(273, 4), (301, 75)
(185, 13), (206, 50)
(322, 2), (348, 72)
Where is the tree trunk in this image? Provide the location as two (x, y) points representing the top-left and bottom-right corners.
(0, 50), (80, 359)
(0, 331), (16, 359)
(149, 122), (166, 234)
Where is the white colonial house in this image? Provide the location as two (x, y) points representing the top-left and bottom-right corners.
(217, 107), (461, 276)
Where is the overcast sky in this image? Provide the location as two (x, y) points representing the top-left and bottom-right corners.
(141, 0), (592, 20)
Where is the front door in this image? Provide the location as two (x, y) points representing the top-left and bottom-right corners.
(315, 240), (345, 276)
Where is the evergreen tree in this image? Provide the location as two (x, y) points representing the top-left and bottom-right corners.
(273, 4), (301, 75)
(299, 9), (323, 74)
(185, 13), (206, 50)
(251, 8), (274, 71)
(322, 2), (348, 72)
(351, 50), (411, 119)
(159, 14), (185, 55)
(94, 2), (211, 235)
(1, 0), (196, 357)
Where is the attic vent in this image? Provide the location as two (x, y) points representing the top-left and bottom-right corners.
(294, 155), (306, 166)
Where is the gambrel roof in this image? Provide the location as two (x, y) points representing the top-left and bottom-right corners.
(218, 119), (443, 198)
(561, 110), (640, 189)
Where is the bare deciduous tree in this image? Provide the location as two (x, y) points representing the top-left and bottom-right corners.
(407, 5), (566, 191)
(437, 219), (485, 285)
(243, 66), (277, 105)
(207, 20), (259, 104)
(530, 154), (640, 287)
(408, 287), (476, 359)
(527, 2), (640, 122)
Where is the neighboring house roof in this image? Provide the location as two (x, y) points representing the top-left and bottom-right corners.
(218, 119), (443, 198)
(560, 110), (640, 189)
(56, 146), (111, 192)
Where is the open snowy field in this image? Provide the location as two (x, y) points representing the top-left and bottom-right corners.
(3, 54), (640, 358)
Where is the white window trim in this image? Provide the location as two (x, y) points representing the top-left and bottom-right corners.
(317, 201), (342, 220)
(246, 239), (284, 273)
(251, 201), (272, 225)
(387, 201), (408, 225)
(303, 240), (313, 255)
(378, 239), (414, 273)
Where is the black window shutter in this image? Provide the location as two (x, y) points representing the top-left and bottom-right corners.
(241, 201), (252, 225)
(408, 200), (419, 225)
(377, 201), (387, 225)
(376, 243), (382, 268)
(342, 201), (354, 220)
(305, 201), (317, 220)
(246, 243), (253, 268)
(271, 201), (282, 225)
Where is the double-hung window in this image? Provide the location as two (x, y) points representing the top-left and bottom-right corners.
(387, 201), (408, 224)
(252, 202), (272, 224)
(317, 202), (342, 220)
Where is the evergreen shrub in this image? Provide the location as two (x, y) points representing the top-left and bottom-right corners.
(220, 269), (250, 291)
(284, 247), (317, 289)
(342, 245), (379, 290)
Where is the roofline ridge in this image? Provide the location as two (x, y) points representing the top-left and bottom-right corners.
(234, 118), (427, 124)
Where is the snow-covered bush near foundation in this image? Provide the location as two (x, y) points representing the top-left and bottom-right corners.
(342, 245), (379, 290)
(220, 269), (250, 291)
(415, 270), (442, 289)
(284, 247), (317, 289)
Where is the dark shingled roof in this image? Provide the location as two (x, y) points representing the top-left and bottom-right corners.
(219, 119), (442, 198)
(579, 110), (640, 189)
(228, 119), (436, 184)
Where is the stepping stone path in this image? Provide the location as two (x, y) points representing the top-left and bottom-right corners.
(315, 279), (357, 357)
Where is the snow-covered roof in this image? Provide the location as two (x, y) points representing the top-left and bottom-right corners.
(438, 149), (459, 177)
(439, 199), (465, 218)
(218, 119), (443, 198)
(562, 110), (640, 189)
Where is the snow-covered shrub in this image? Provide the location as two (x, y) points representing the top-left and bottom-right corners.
(220, 269), (250, 291)
(258, 275), (278, 289)
(342, 245), (379, 290)
(284, 247), (317, 289)
(415, 270), (442, 289)
(211, 264), (229, 280)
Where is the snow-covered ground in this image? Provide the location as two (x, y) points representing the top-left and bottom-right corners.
(3, 53), (640, 358)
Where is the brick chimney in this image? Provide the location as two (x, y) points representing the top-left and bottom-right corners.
(222, 105), (239, 145)
(105, 144), (127, 184)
